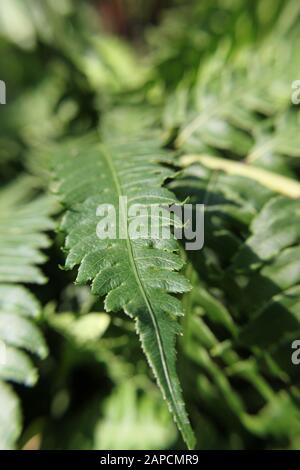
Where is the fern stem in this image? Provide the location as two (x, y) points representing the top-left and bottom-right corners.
(180, 154), (300, 199)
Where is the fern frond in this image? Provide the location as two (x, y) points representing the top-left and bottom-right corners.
(165, 18), (300, 186)
(171, 165), (300, 446)
(0, 177), (55, 449)
(0, 176), (55, 284)
(54, 135), (195, 448)
(174, 39), (298, 152)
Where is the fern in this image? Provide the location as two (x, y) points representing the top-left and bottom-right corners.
(0, 177), (55, 449)
(171, 165), (300, 446)
(53, 135), (195, 448)
(161, 14), (300, 177)
(1, 0), (300, 451)
(166, 12), (300, 444)
(173, 41), (298, 151)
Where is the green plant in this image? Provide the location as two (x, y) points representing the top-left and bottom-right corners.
(0, 177), (55, 448)
(0, 0), (300, 450)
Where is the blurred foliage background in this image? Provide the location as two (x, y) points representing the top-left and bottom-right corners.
(1, 0), (300, 450)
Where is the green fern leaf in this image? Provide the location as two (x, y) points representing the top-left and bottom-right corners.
(172, 163), (300, 446)
(54, 135), (196, 448)
(0, 176), (55, 284)
(0, 285), (47, 387)
(0, 382), (21, 450)
(0, 177), (55, 449)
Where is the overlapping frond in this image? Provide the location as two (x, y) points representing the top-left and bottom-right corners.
(171, 165), (300, 447)
(0, 177), (55, 449)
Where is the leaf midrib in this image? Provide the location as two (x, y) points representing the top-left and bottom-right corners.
(100, 145), (184, 428)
